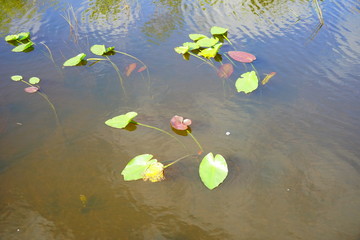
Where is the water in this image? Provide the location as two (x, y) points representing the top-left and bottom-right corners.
(0, 0), (360, 239)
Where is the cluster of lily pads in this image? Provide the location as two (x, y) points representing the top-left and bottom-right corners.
(175, 26), (276, 94)
(5, 32), (34, 52)
(105, 112), (228, 189)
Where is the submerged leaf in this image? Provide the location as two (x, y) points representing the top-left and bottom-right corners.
(217, 63), (234, 78)
(143, 161), (165, 182)
(196, 37), (219, 48)
(228, 51), (256, 63)
(199, 152), (228, 190)
(137, 66), (147, 73)
(105, 112), (138, 129)
(29, 77), (40, 84)
(261, 72), (276, 85)
(24, 86), (39, 93)
(12, 41), (33, 52)
(235, 71), (259, 94)
(174, 46), (189, 54)
(125, 63), (137, 77)
(11, 75), (23, 81)
(121, 154), (155, 181)
(189, 34), (207, 41)
(210, 26), (228, 35)
(63, 53), (86, 66)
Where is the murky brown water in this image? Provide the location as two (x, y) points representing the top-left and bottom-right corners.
(0, 0), (359, 239)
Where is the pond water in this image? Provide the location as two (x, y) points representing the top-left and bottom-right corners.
(0, 0), (360, 239)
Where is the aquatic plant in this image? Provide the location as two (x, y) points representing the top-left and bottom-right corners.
(4, 32), (34, 52)
(105, 112), (228, 189)
(10, 75), (60, 126)
(63, 44), (150, 95)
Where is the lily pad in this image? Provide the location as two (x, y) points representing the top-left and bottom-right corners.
(217, 63), (234, 78)
(199, 152), (228, 190)
(198, 43), (222, 58)
(196, 37), (219, 48)
(228, 51), (256, 63)
(17, 32), (30, 41)
(235, 71), (259, 94)
(5, 34), (18, 41)
(105, 112), (138, 129)
(63, 53), (86, 66)
(11, 75), (23, 81)
(174, 46), (189, 54)
(12, 41), (34, 52)
(121, 154), (156, 181)
(189, 34), (207, 41)
(90, 44), (114, 55)
(210, 26), (228, 35)
(24, 86), (39, 93)
(183, 42), (200, 50)
(29, 77), (40, 84)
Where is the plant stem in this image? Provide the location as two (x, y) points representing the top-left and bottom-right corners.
(164, 154), (196, 168)
(223, 35), (233, 45)
(132, 121), (188, 151)
(105, 56), (126, 97)
(186, 130), (203, 154)
(188, 52), (218, 72)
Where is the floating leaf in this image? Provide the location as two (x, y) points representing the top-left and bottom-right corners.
(125, 63), (137, 77)
(170, 115), (192, 130)
(143, 161), (165, 182)
(90, 44), (106, 55)
(105, 112), (138, 129)
(11, 75), (23, 81)
(198, 43), (222, 58)
(17, 32), (30, 41)
(189, 34), (207, 41)
(12, 41), (33, 52)
(199, 152), (228, 190)
(121, 154), (156, 181)
(174, 46), (189, 54)
(261, 72), (276, 85)
(235, 71), (259, 94)
(217, 63), (234, 78)
(137, 66), (147, 73)
(196, 37), (219, 48)
(24, 86), (39, 93)
(210, 26), (228, 35)
(63, 53), (86, 66)
(183, 42), (200, 50)
(29, 77), (40, 84)
(5, 34), (18, 41)
(228, 51), (256, 63)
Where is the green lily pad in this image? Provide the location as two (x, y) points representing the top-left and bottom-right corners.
(183, 42), (200, 50)
(121, 154), (156, 181)
(63, 53), (87, 66)
(210, 26), (228, 35)
(189, 34), (207, 41)
(105, 112), (138, 129)
(5, 34), (18, 41)
(12, 41), (33, 52)
(198, 43), (222, 58)
(174, 46), (189, 54)
(11, 75), (23, 81)
(29, 77), (40, 84)
(235, 71), (259, 94)
(17, 32), (30, 41)
(196, 37), (219, 48)
(90, 44), (114, 56)
(199, 152), (228, 190)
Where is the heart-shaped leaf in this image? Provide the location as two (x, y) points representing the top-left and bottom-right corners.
(105, 112), (138, 129)
(210, 26), (228, 35)
(121, 154), (156, 181)
(17, 32), (30, 41)
(217, 63), (234, 78)
(196, 37), (219, 48)
(183, 42), (200, 50)
(199, 152), (228, 190)
(63, 53), (86, 66)
(24, 86), (39, 93)
(12, 41), (33, 52)
(228, 51), (256, 63)
(11, 75), (23, 81)
(189, 34), (207, 41)
(235, 71), (259, 94)
(174, 46), (189, 54)
(29, 77), (40, 84)
(90, 44), (106, 55)
(198, 43), (222, 58)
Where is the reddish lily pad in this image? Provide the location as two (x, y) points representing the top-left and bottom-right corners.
(170, 115), (192, 130)
(228, 51), (256, 63)
(217, 63), (234, 78)
(125, 63), (137, 77)
(24, 86), (39, 93)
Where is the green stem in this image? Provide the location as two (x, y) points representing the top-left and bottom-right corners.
(164, 154), (196, 168)
(105, 56), (126, 97)
(87, 58), (107, 61)
(188, 52), (218, 72)
(132, 121), (188, 151)
(223, 34), (233, 45)
(186, 130), (203, 154)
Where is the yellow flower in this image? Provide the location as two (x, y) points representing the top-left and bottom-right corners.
(143, 161), (165, 182)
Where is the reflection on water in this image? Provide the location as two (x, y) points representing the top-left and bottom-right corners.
(0, 0), (360, 239)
